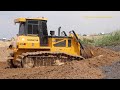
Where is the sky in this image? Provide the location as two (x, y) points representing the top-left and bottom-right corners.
(0, 11), (120, 39)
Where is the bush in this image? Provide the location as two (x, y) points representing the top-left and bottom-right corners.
(80, 38), (94, 45)
(94, 30), (120, 46)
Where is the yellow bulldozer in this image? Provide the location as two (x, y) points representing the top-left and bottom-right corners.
(7, 17), (93, 68)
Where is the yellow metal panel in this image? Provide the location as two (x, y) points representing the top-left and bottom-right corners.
(14, 17), (47, 23)
(18, 36), (38, 49)
(16, 35), (80, 57)
(17, 36), (51, 49)
(26, 18), (47, 20)
(14, 18), (26, 23)
(50, 37), (80, 56)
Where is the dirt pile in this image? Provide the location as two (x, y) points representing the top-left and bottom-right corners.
(0, 41), (10, 47)
(86, 46), (120, 67)
(0, 61), (104, 79)
(0, 46), (120, 79)
(0, 47), (11, 62)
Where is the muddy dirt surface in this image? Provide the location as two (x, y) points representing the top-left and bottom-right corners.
(104, 45), (120, 52)
(0, 61), (103, 79)
(101, 61), (120, 79)
(0, 45), (120, 79)
(99, 45), (120, 79)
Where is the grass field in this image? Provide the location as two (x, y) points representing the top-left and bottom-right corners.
(79, 30), (120, 46)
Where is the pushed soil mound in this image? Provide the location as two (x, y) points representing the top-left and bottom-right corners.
(0, 46), (120, 79)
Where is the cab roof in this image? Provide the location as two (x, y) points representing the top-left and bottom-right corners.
(14, 17), (47, 23)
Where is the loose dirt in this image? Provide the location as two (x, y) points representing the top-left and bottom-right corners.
(0, 45), (120, 79)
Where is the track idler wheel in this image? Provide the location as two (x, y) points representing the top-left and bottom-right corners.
(7, 53), (15, 68)
(22, 57), (34, 68)
(7, 59), (15, 68)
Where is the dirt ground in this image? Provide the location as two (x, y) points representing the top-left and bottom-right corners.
(104, 45), (120, 52)
(100, 45), (120, 79)
(101, 61), (120, 79)
(0, 44), (120, 79)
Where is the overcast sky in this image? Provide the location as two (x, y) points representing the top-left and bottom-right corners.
(0, 11), (120, 39)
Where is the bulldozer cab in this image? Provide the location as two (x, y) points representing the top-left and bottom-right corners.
(14, 18), (48, 46)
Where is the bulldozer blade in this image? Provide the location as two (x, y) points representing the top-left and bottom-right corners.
(81, 45), (94, 59)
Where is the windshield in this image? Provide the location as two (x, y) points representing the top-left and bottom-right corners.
(19, 23), (25, 35)
(27, 20), (39, 35)
(18, 20), (48, 36)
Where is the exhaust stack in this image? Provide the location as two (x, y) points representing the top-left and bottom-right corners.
(58, 27), (61, 36)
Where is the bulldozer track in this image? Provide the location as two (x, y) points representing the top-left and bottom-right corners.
(8, 51), (85, 68)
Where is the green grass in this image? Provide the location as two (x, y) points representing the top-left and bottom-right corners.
(80, 38), (94, 45)
(79, 30), (120, 46)
(94, 30), (120, 46)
